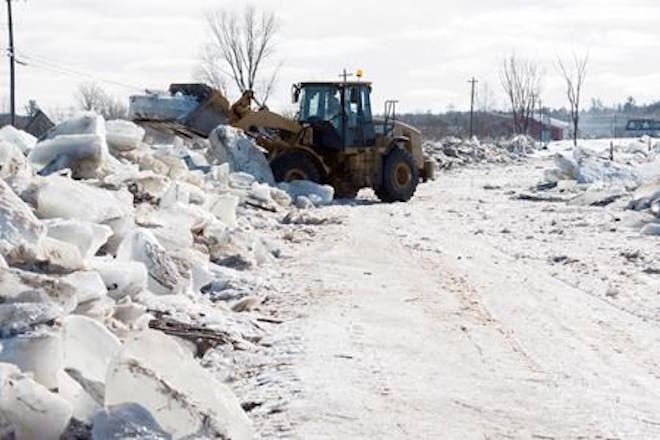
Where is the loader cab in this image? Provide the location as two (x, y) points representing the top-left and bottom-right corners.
(293, 81), (376, 150)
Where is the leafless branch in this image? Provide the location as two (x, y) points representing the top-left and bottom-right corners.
(200, 6), (281, 106)
(499, 54), (543, 135)
(558, 52), (589, 147)
(75, 82), (127, 120)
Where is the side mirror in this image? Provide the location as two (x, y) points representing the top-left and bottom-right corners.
(291, 85), (301, 104)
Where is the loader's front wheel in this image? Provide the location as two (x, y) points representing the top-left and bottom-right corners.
(376, 148), (419, 203)
(271, 152), (321, 183)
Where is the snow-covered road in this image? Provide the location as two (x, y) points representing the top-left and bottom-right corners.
(266, 158), (660, 439)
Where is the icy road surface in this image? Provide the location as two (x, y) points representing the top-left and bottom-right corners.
(261, 158), (660, 439)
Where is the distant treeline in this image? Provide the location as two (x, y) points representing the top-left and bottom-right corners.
(398, 97), (660, 140)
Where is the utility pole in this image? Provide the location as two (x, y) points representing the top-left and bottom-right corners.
(6, 0), (16, 126)
(538, 99), (543, 143)
(468, 77), (478, 139)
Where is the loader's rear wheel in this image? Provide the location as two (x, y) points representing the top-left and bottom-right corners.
(376, 148), (419, 203)
(271, 152), (321, 183)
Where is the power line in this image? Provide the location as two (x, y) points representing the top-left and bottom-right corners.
(15, 50), (145, 91)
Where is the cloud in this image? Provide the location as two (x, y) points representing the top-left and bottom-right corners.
(0, 0), (658, 114)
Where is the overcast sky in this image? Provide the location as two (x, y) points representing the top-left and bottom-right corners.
(1, 0), (660, 115)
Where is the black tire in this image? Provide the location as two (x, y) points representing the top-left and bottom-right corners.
(376, 148), (419, 203)
(271, 152), (321, 183)
(334, 187), (359, 199)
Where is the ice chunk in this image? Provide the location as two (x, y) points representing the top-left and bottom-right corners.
(45, 219), (113, 259)
(250, 181), (273, 203)
(160, 181), (190, 208)
(296, 195), (314, 209)
(86, 258), (148, 300)
(280, 180), (335, 205)
(0, 363), (73, 439)
(105, 330), (253, 439)
(0, 125), (37, 154)
(210, 194), (240, 228)
(229, 171), (256, 189)
(92, 403), (171, 440)
(29, 134), (106, 179)
(0, 302), (62, 337)
(0, 267), (78, 313)
(46, 112), (105, 138)
(205, 228), (258, 270)
(129, 92), (199, 121)
(0, 330), (63, 389)
(57, 370), (100, 422)
(271, 186), (293, 207)
(208, 163), (230, 188)
(628, 179), (660, 211)
(161, 181), (206, 208)
(117, 229), (184, 296)
(0, 140), (30, 180)
(208, 126), (275, 185)
(0, 179), (45, 259)
(74, 296), (116, 321)
(113, 297), (147, 326)
(37, 236), (86, 273)
(36, 176), (132, 224)
(191, 262), (214, 294)
(184, 150), (209, 170)
(62, 315), (121, 386)
(106, 120), (145, 152)
(641, 222), (660, 236)
(63, 271), (108, 304)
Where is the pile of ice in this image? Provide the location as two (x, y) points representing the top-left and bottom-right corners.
(424, 135), (539, 170)
(548, 147), (641, 188)
(0, 113), (333, 437)
(531, 138), (660, 236)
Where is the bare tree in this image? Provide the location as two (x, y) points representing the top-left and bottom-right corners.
(75, 82), (128, 120)
(500, 54), (543, 135)
(76, 83), (106, 113)
(200, 5), (281, 106)
(558, 53), (589, 146)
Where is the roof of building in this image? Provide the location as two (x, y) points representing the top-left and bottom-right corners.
(0, 110), (54, 138)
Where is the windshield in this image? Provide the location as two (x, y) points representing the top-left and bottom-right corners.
(298, 85), (343, 130)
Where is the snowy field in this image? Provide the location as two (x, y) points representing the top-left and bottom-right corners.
(254, 149), (660, 438)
